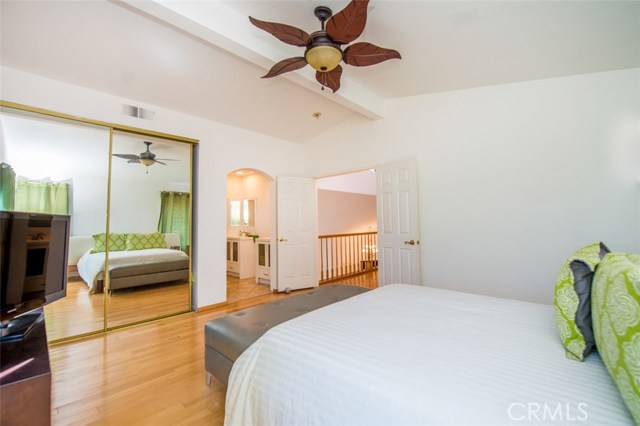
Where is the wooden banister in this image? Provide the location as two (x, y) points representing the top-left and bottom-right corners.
(319, 232), (378, 283)
(318, 231), (377, 238)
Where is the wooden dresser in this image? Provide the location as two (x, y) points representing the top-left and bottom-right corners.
(0, 309), (51, 426)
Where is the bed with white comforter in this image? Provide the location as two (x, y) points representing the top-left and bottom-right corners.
(77, 248), (188, 293)
(225, 284), (632, 425)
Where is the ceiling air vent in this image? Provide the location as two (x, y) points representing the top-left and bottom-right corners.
(122, 104), (155, 120)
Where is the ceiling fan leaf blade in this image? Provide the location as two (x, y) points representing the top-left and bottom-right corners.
(249, 16), (311, 47)
(262, 57), (308, 78)
(326, 0), (370, 44)
(112, 142), (176, 167)
(315, 65), (342, 93)
(113, 154), (140, 160)
(343, 42), (401, 66)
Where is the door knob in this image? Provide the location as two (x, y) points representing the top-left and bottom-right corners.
(404, 240), (415, 245)
(278, 237), (288, 242)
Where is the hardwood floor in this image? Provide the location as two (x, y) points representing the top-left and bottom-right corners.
(226, 275), (271, 304)
(226, 269), (378, 303)
(49, 292), (282, 426)
(48, 272), (377, 425)
(327, 269), (378, 289)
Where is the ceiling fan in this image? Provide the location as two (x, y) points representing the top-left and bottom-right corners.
(249, 0), (401, 93)
(112, 142), (178, 168)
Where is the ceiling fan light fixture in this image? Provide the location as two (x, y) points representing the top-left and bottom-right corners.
(305, 45), (342, 72)
(140, 158), (155, 167)
(250, 0), (401, 92)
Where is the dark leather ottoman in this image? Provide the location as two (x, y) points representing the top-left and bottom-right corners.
(204, 284), (370, 385)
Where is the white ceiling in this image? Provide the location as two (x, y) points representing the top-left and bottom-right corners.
(1, 0), (639, 144)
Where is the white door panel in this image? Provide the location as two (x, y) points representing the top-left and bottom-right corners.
(376, 160), (421, 286)
(276, 177), (317, 292)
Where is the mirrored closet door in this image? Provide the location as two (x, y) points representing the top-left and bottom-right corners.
(106, 130), (192, 327)
(1, 106), (109, 341)
(0, 102), (196, 342)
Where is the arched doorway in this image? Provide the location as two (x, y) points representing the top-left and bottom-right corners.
(226, 169), (273, 303)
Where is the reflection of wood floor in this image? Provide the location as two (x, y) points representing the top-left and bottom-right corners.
(49, 270), (377, 425)
(106, 280), (190, 327)
(44, 279), (104, 341)
(44, 278), (190, 341)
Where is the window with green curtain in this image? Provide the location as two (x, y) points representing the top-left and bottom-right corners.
(14, 179), (70, 215)
(158, 191), (190, 252)
(0, 163), (16, 211)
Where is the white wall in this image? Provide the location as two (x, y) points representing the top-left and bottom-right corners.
(1, 66), (304, 308)
(242, 173), (271, 238)
(316, 170), (376, 195)
(72, 176), (108, 236)
(5, 66), (638, 306)
(227, 175), (243, 201)
(109, 179), (190, 235)
(304, 68), (640, 304)
(318, 190), (377, 235)
(0, 116), (7, 163)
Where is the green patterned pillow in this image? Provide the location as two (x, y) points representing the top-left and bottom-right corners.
(125, 232), (167, 251)
(592, 253), (640, 422)
(90, 233), (127, 253)
(554, 242), (609, 360)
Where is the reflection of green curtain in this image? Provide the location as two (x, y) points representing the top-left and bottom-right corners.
(15, 180), (70, 214)
(158, 191), (190, 251)
(0, 163), (16, 210)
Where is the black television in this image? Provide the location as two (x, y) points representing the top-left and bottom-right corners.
(0, 211), (70, 341)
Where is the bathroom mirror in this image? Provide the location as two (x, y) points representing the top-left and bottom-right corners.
(228, 199), (255, 227)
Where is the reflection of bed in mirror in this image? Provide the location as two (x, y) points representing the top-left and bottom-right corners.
(69, 233), (189, 293)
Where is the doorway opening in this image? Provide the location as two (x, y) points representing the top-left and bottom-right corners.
(316, 169), (378, 289)
(225, 169), (273, 303)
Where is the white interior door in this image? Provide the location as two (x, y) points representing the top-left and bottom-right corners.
(276, 176), (317, 292)
(376, 160), (421, 286)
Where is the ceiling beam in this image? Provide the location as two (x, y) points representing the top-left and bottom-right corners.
(120, 0), (385, 119)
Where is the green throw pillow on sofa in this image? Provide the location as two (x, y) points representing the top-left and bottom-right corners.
(554, 242), (609, 360)
(592, 253), (640, 423)
(126, 232), (167, 251)
(90, 233), (127, 253)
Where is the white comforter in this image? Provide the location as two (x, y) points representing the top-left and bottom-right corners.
(225, 284), (632, 426)
(77, 248), (188, 293)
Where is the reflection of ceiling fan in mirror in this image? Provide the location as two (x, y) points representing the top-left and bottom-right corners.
(112, 142), (179, 168)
